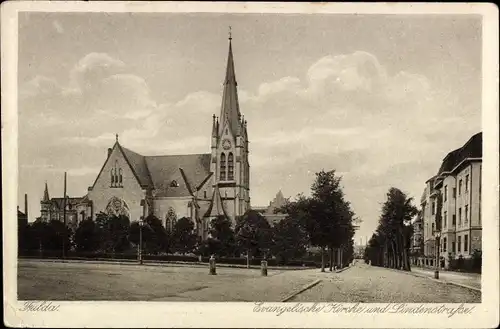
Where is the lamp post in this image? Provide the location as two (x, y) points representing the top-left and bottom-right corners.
(139, 216), (144, 265)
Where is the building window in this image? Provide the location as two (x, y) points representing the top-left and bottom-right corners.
(166, 207), (177, 231)
(443, 237), (447, 252)
(458, 179), (462, 195)
(452, 214), (456, 226)
(458, 208), (462, 226)
(431, 223), (435, 234)
(458, 236), (462, 252)
(443, 211), (447, 229)
(228, 152), (234, 180)
(220, 153), (226, 181)
(453, 187), (456, 198)
(204, 191), (207, 199)
(431, 202), (435, 215)
(464, 234), (468, 252)
(451, 241), (456, 252)
(111, 160), (122, 187)
(444, 185), (448, 202)
(465, 205), (469, 225)
(465, 174), (469, 192)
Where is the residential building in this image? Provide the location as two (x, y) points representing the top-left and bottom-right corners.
(421, 132), (482, 268)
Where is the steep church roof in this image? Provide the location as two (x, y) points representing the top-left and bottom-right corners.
(204, 185), (228, 218)
(145, 154), (211, 197)
(42, 182), (50, 202)
(119, 145), (154, 187)
(218, 36), (242, 137)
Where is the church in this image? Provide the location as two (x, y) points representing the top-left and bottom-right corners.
(40, 35), (251, 239)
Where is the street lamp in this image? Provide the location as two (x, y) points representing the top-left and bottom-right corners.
(138, 216), (144, 265)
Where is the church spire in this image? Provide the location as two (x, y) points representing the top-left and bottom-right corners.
(219, 27), (241, 137)
(43, 181), (50, 202)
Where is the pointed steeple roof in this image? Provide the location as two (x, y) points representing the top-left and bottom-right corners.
(219, 31), (242, 137)
(42, 181), (50, 202)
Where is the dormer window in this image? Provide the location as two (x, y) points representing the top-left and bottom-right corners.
(170, 180), (179, 187)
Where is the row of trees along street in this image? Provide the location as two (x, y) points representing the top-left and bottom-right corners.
(363, 187), (418, 271)
(19, 170), (359, 269)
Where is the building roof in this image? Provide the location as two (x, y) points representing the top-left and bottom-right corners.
(219, 38), (243, 137)
(45, 197), (87, 210)
(120, 145), (154, 187)
(436, 132), (482, 176)
(145, 154), (211, 197)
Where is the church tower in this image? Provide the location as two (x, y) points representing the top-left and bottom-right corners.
(40, 181), (51, 222)
(210, 29), (250, 223)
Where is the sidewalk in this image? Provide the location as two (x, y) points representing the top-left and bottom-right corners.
(410, 267), (481, 291)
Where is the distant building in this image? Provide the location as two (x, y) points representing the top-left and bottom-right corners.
(40, 182), (92, 231)
(421, 132), (482, 268)
(254, 191), (288, 225)
(410, 210), (423, 256)
(39, 35), (251, 239)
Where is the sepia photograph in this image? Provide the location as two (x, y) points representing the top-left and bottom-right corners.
(2, 2), (499, 328)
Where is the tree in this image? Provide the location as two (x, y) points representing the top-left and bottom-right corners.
(276, 170), (357, 271)
(271, 217), (308, 265)
(235, 210), (272, 266)
(130, 215), (169, 254)
(365, 188), (418, 271)
(95, 212), (130, 253)
(171, 217), (197, 254)
(208, 215), (236, 256)
(74, 218), (99, 252)
(309, 170), (356, 271)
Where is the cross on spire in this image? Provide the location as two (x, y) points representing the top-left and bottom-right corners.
(116, 133), (119, 142)
(228, 26), (232, 40)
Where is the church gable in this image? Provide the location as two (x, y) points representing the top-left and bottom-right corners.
(90, 142), (145, 191)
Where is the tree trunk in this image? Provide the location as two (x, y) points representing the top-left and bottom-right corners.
(321, 246), (325, 272)
(329, 246), (333, 271)
(390, 242), (397, 269)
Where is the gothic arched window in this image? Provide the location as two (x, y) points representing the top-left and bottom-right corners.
(119, 168), (123, 186)
(228, 152), (234, 180)
(111, 169), (115, 186)
(166, 207), (177, 231)
(220, 153), (226, 181)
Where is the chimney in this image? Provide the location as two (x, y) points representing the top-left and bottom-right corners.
(25, 193), (28, 220)
(107, 148), (112, 158)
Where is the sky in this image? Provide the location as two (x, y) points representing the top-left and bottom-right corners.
(17, 12), (482, 243)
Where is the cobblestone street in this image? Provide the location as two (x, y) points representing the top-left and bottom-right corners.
(290, 262), (481, 303)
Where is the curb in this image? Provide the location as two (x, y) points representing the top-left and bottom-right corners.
(280, 279), (322, 302)
(381, 266), (481, 292)
(409, 272), (481, 292)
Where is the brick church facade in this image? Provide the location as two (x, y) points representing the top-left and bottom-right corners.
(41, 36), (251, 239)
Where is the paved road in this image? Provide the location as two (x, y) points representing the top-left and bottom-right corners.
(290, 263), (481, 303)
(410, 267), (481, 290)
(17, 259), (314, 301)
(18, 259), (480, 302)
